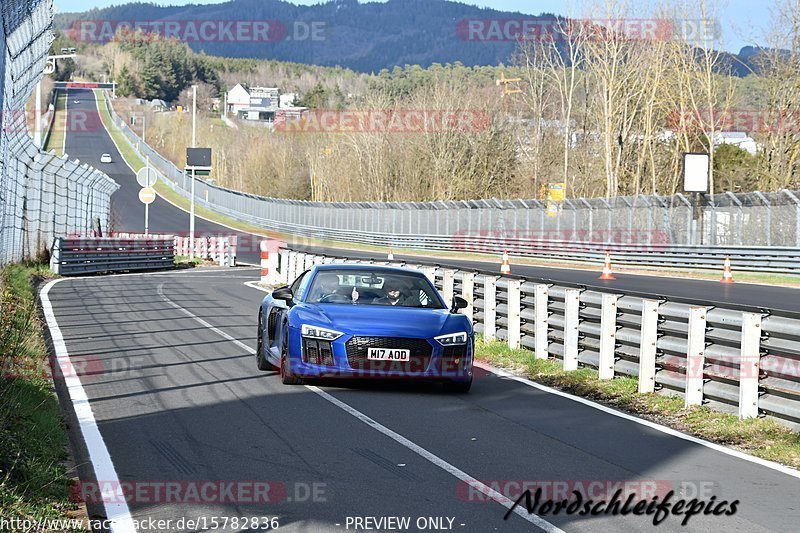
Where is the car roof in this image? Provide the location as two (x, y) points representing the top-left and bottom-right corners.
(310, 263), (427, 277)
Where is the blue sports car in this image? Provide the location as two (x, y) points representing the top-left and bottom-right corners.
(256, 264), (474, 392)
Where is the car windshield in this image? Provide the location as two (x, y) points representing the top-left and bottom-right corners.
(306, 270), (445, 308)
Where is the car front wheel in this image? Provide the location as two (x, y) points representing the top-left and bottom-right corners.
(280, 326), (303, 385)
(256, 311), (278, 371)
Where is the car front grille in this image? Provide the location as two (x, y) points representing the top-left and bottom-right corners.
(302, 338), (335, 366)
(345, 336), (433, 373)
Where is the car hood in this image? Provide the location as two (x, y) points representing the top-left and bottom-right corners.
(293, 304), (462, 338)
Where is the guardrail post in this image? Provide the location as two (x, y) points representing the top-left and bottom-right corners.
(638, 300), (660, 393)
(304, 253), (314, 270)
(598, 294), (619, 379)
(421, 266), (437, 285)
(289, 251), (300, 281)
(461, 272), (475, 323)
(534, 284), (549, 359)
(442, 269), (455, 305)
(563, 288), (580, 371)
(279, 250), (289, 283)
(507, 279), (521, 349)
(685, 306), (708, 407)
(228, 236), (237, 266)
(50, 237), (62, 275)
(483, 276), (498, 342)
(739, 312), (762, 419)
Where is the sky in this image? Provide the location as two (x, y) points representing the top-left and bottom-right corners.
(55, 0), (774, 53)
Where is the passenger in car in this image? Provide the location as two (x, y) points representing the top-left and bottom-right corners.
(372, 281), (419, 306)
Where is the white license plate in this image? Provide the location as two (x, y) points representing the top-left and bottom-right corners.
(367, 348), (410, 361)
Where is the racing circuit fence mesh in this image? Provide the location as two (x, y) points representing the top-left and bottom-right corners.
(104, 92), (800, 271)
(0, 0), (118, 265)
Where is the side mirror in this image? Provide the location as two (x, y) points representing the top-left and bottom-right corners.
(451, 296), (468, 313)
(272, 286), (294, 306)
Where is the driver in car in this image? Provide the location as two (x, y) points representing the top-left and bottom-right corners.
(313, 273), (343, 302)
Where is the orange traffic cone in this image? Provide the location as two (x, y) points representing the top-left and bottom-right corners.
(387, 248), (394, 260)
(721, 255), (734, 283)
(500, 251), (511, 274)
(599, 251), (616, 280)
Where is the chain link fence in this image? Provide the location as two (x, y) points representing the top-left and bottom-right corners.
(105, 94), (800, 250)
(0, 0), (119, 265)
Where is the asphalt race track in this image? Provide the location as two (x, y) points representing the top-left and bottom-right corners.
(66, 88), (800, 314)
(41, 89), (800, 532)
(45, 267), (800, 532)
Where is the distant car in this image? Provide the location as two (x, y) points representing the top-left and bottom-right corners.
(256, 264), (474, 392)
(100, 154), (112, 163)
(74, 100), (79, 104)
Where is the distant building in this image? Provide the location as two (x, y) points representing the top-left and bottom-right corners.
(226, 84), (282, 121)
(249, 87), (280, 110)
(713, 131), (758, 155)
(148, 99), (168, 111)
(274, 107), (310, 129)
(280, 93), (298, 108)
(226, 83), (251, 115)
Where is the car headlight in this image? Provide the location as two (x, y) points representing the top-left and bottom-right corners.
(302, 324), (344, 341)
(435, 332), (468, 346)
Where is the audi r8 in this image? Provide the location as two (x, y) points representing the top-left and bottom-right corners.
(256, 264), (474, 392)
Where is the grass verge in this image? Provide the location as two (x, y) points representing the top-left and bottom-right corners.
(476, 338), (800, 469)
(44, 93), (66, 156)
(0, 264), (85, 530)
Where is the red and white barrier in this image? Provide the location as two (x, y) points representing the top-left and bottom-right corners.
(260, 240), (280, 284)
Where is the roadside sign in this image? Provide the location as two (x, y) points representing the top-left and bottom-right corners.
(138, 187), (156, 205)
(186, 147), (212, 167)
(549, 183), (566, 202)
(683, 152), (709, 193)
(136, 167), (158, 188)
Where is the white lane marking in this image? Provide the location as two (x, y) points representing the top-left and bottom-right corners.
(474, 361), (800, 479)
(307, 385), (563, 532)
(244, 280), (271, 293)
(40, 279), (137, 533)
(156, 284), (562, 532)
(157, 284), (255, 355)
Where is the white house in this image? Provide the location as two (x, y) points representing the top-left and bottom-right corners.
(226, 83), (251, 115)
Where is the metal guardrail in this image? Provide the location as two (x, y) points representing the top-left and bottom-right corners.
(50, 236), (176, 275)
(101, 94), (800, 274)
(275, 248), (800, 429)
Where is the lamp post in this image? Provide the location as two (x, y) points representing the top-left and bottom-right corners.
(189, 85), (197, 259)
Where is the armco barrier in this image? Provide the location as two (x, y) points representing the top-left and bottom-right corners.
(277, 249), (800, 429)
(50, 236), (175, 275)
(101, 91), (800, 273)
